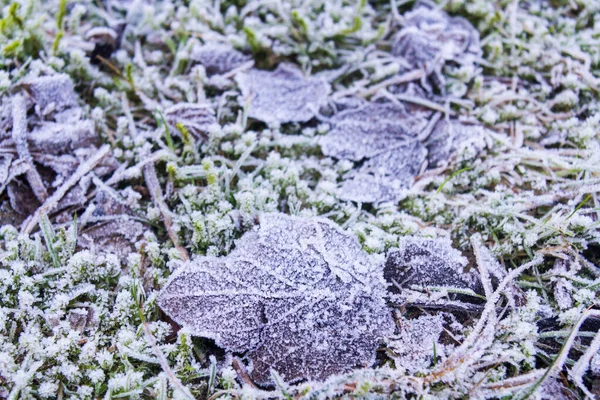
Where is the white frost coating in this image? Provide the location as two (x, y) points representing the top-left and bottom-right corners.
(235, 64), (331, 124)
(320, 102), (430, 161)
(340, 140), (427, 204)
(19, 74), (79, 113)
(164, 103), (216, 139)
(190, 43), (252, 76)
(385, 236), (482, 294)
(158, 212), (394, 385)
(389, 314), (445, 373)
(424, 119), (487, 168)
(392, 2), (481, 70)
(320, 101), (487, 203)
(320, 101), (430, 204)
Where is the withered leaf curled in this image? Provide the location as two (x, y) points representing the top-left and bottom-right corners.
(424, 119), (487, 168)
(158, 213), (393, 385)
(235, 64), (331, 124)
(191, 43), (252, 76)
(392, 2), (481, 70)
(385, 236), (482, 295)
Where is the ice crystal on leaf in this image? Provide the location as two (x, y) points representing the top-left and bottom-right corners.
(158, 212), (393, 385)
(19, 74), (79, 114)
(389, 314), (445, 373)
(321, 101), (488, 203)
(339, 140), (427, 204)
(235, 64), (331, 124)
(320, 101), (430, 203)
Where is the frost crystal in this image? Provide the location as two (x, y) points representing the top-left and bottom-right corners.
(235, 64), (331, 124)
(392, 2), (481, 70)
(191, 43), (252, 76)
(321, 101), (488, 203)
(158, 212), (393, 384)
(385, 237), (482, 294)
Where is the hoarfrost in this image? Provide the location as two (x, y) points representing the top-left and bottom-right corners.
(191, 43), (252, 76)
(321, 102), (488, 203)
(339, 140), (427, 204)
(235, 64), (331, 124)
(158, 212), (393, 385)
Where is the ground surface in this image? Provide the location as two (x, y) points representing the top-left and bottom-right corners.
(0, 0), (600, 398)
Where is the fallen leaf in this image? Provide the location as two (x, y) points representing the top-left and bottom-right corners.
(158, 212), (393, 384)
(235, 64), (331, 124)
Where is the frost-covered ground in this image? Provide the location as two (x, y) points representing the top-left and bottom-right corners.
(1, 0), (600, 398)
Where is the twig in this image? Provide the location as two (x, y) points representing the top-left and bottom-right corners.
(11, 94), (48, 203)
(21, 144), (111, 235)
(143, 162), (189, 261)
(358, 69), (426, 98)
(141, 322), (196, 400)
(232, 357), (258, 388)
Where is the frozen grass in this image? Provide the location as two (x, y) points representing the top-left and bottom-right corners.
(0, 0), (599, 398)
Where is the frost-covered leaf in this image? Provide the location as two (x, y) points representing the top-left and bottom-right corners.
(235, 64), (331, 124)
(158, 212), (393, 384)
(339, 140), (427, 204)
(191, 43), (252, 76)
(392, 2), (481, 69)
(320, 101), (430, 203)
(385, 236), (482, 295)
(19, 74), (79, 114)
(320, 101), (430, 161)
(164, 103), (217, 139)
(424, 119), (487, 168)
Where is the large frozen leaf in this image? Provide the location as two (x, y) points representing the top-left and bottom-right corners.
(190, 43), (252, 76)
(385, 236), (482, 295)
(320, 101), (430, 161)
(235, 64), (331, 124)
(424, 119), (487, 168)
(392, 2), (481, 69)
(158, 212), (393, 385)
